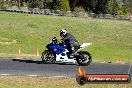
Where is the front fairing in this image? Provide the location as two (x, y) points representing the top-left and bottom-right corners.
(48, 44), (66, 55)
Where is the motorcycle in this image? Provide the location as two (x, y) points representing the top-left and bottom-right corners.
(41, 37), (92, 66)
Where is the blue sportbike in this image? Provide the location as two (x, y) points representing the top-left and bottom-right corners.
(41, 37), (92, 66)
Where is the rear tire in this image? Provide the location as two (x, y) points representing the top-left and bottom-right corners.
(76, 51), (92, 66)
(41, 50), (55, 64)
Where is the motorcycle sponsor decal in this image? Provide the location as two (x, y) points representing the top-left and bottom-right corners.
(76, 67), (131, 85)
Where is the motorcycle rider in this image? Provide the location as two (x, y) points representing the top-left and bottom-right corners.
(60, 29), (79, 56)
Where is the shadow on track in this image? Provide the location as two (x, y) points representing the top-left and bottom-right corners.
(12, 59), (76, 65)
(12, 59), (43, 64)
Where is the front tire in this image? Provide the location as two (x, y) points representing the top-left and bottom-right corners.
(76, 51), (92, 66)
(41, 50), (55, 64)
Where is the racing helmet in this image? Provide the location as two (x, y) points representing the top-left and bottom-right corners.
(60, 29), (68, 37)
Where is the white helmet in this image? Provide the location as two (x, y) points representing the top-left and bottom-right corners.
(60, 29), (68, 37)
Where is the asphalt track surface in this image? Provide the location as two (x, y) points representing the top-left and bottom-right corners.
(0, 59), (132, 77)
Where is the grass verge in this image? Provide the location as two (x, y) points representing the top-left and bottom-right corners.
(0, 76), (132, 88)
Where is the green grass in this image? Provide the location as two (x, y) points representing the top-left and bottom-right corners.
(0, 12), (132, 62)
(0, 76), (132, 88)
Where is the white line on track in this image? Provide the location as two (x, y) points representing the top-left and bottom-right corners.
(0, 74), (67, 78)
(0, 74), (12, 76)
(27, 75), (66, 78)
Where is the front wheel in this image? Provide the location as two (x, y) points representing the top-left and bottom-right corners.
(41, 50), (56, 64)
(76, 51), (92, 66)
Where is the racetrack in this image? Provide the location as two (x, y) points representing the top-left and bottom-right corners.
(0, 59), (131, 77)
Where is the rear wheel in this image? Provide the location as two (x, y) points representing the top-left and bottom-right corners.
(76, 51), (92, 66)
(41, 50), (55, 64)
